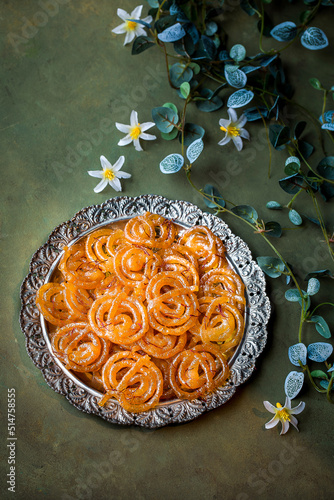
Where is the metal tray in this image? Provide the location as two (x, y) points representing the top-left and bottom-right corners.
(20, 194), (271, 428)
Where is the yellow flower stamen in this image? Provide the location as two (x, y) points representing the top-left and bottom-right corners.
(276, 403), (290, 421)
(104, 169), (115, 181)
(130, 125), (141, 140)
(126, 20), (138, 31)
(227, 125), (240, 137)
(220, 126), (227, 132)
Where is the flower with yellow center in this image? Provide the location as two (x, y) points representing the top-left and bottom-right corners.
(111, 6), (152, 45)
(116, 110), (156, 152)
(263, 397), (305, 435)
(88, 155), (131, 193)
(218, 108), (250, 151)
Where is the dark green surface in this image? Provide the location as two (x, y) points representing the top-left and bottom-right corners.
(1, 1), (333, 499)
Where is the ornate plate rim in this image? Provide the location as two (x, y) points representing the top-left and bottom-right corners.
(20, 194), (271, 428)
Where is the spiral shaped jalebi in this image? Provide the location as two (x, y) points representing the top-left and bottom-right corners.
(36, 212), (246, 413)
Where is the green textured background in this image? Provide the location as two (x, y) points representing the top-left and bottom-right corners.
(1, 1), (333, 499)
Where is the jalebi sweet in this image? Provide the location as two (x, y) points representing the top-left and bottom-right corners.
(36, 211), (246, 413)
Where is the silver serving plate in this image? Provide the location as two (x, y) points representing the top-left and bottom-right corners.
(20, 195), (271, 428)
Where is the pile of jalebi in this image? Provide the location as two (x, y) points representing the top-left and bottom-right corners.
(36, 212), (246, 413)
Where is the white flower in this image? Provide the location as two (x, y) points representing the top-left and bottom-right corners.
(88, 155), (131, 193)
(111, 5), (153, 45)
(115, 110), (156, 152)
(218, 108), (250, 151)
(263, 397), (305, 435)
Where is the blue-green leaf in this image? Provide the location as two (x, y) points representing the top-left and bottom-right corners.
(305, 269), (333, 280)
(230, 44), (246, 62)
(288, 343), (307, 366)
(227, 89), (254, 108)
(279, 174), (304, 194)
(152, 106), (178, 133)
(196, 88), (223, 112)
(269, 124), (290, 149)
(309, 316), (331, 339)
(256, 256), (285, 278)
(186, 138), (204, 163)
(266, 201), (283, 210)
(158, 23), (186, 42)
(271, 21), (297, 42)
(240, 0), (257, 16)
(180, 82), (191, 98)
(310, 369), (328, 380)
(322, 123), (334, 131)
(307, 342), (333, 362)
(205, 21), (218, 36)
(298, 140), (314, 159)
(231, 205), (258, 223)
(294, 121), (307, 139)
(159, 154), (184, 174)
(317, 156), (334, 180)
(319, 380), (334, 391)
(225, 66), (247, 89)
(307, 277), (320, 296)
(285, 289), (301, 302)
(301, 27), (329, 50)
(309, 77), (323, 90)
(181, 123), (205, 146)
(131, 36), (155, 55)
(264, 221), (282, 238)
(203, 184), (225, 209)
(243, 106), (269, 121)
(289, 209), (303, 226)
(285, 371), (304, 399)
(319, 111), (334, 124)
(161, 128), (179, 141)
(170, 62), (193, 88)
(162, 102), (178, 114)
(285, 156), (301, 175)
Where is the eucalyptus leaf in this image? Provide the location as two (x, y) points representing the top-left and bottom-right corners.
(269, 124), (290, 149)
(266, 201), (283, 210)
(284, 371), (304, 399)
(256, 256), (285, 278)
(161, 128), (179, 141)
(157, 23), (186, 43)
(317, 156), (334, 180)
(203, 184), (225, 209)
(288, 343), (307, 367)
(307, 277), (320, 296)
(240, 0), (257, 16)
(279, 174), (304, 194)
(270, 21), (297, 42)
(310, 370), (328, 380)
(225, 66), (247, 89)
(196, 88), (224, 112)
(285, 289), (301, 302)
(305, 269), (333, 280)
(131, 36), (155, 55)
(309, 77), (323, 90)
(159, 153), (184, 174)
(152, 106), (178, 133)
(243, 106), (269, 121)
(205, 21), (218, 36)
(181, 123), (205, 146)
(264, 221), (282, 238)
(309, 316), (331, 339)
(319, 380), (334, 391)
(180, 82), (191, 98)
(301, 27), (329, 50)
(154, 14), (178, 33)
(294, 121), (307, 139)
(170, 62), (193, 88)
(162, 102), (178, 114)
(186, 138), (204, 164)
(230, 44), (246, 62)
(298, 140), (314, 159)
(289, 209), (303, 226)
(307, 342), (333, 362)
(285, 156), (301, 175)
(231, 205), (258, 223)
(227, 89), (254, 108)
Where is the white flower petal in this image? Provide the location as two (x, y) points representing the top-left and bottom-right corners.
(110, 177), (122, 192)
(236, 114), (247, 128)
(94, 178), (108, 193)
(232, 135), (243, 151)
(131, 5), (143, 19)
(280, 420), (290, 435)
(118, 135), (133, 146)
(263, 401), (277, 414)
(289, 415), (299, 430)
(228, 107), (238, 123)
(240, 128), (250, 140)
(140, 121), (156, 132)
(265, 416), (279, 429)
(100, 155), (112, 170)
(112, 155), (125, 172)
(133, 138), (143, 151)
(218, 135), (231, 146)
(88, 170), (103, 179)
(115, 122), (131, 133)
(136, 27), (147, 37)
(290, 401), (305, 415)
(116, 171), (131, 179)
(284, 397), (292, 409)
(112, 24), (127, 34)
(140, 132), (156, 141)
(117, 8), (130, 21)
(124, 30), (136, 45)
(219, 118), (230, 129)
(130, 110), (139, 127)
